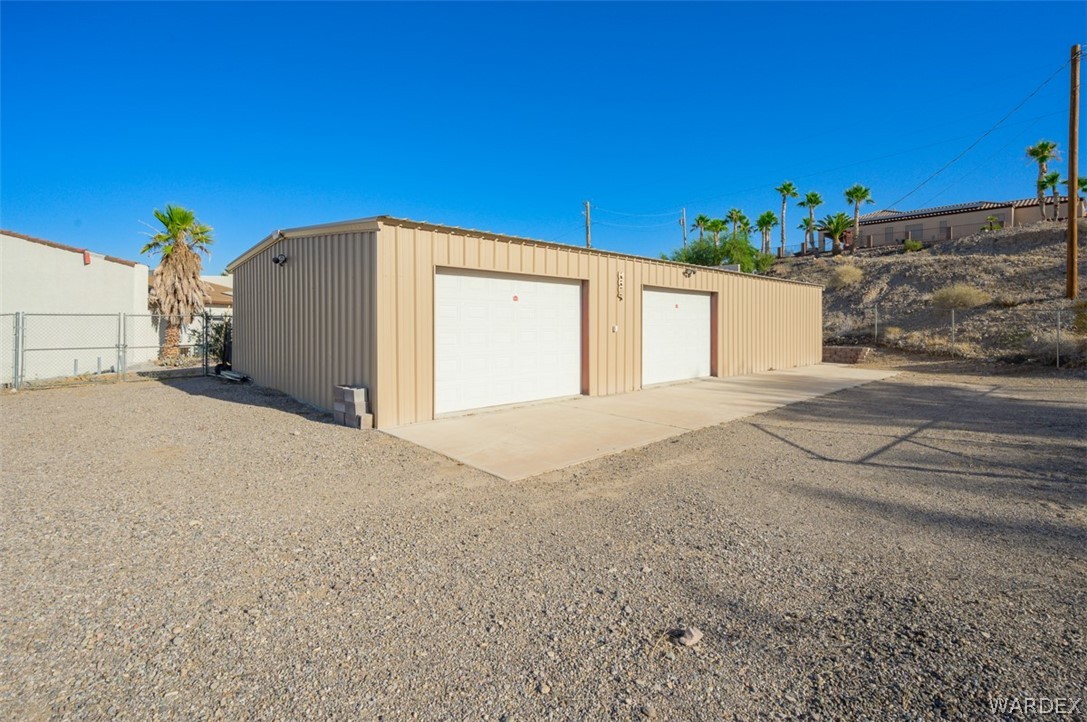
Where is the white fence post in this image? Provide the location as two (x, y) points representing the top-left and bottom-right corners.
(1056, 309), (1062, 368)
(117, 313), (124, 382)
(13, 312), (24, 390)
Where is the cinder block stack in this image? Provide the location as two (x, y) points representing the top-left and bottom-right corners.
(333, 385), (373, 429)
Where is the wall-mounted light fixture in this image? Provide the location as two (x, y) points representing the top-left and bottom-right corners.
(271, 253), (288, 266)
(682, 268), (696, 278)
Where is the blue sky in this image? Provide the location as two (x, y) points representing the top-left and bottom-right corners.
(2, 1), (1084, 271)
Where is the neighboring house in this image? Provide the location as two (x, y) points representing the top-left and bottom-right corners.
(200, 276), (233, 314)
(849, 197), (1067, 248)
(226, 215), (823, 429)
(0, 229), (151, 384)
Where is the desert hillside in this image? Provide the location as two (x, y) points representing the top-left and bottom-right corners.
(767, 221), (1087, 365)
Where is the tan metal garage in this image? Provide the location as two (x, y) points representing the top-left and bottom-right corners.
(226, 216), (823, 428)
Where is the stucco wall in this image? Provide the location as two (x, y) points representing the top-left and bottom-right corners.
(0, 232), (150, 384)
(0, 233), (148, 315)
(856, 203), (1059, 247)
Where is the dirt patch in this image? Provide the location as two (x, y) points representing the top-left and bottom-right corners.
(1, 371), (1084, 719)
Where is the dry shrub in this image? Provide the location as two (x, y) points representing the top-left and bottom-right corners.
(994, 293), (1024, 308)
(1072, 298), (1087, 335)
(931, 283), (990, 310)
(828, 264), (864, 290)
(1023, 331), (1087, 364)
(881, 326), (904, 342)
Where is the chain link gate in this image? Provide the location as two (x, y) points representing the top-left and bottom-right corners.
(3, 311), (231, 389)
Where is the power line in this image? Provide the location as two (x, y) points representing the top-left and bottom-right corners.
(915, 114), (1047, 208)
(546, 223), (588, 244)
(595, 219), (680, 229)
(678, 111), (1063, 213)
(879, 58), (1072, 212)
(592, 205), (681, 218)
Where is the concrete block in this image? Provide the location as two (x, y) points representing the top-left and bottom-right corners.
(360, 413), (374, 429)
(334, 385), (369, 405)
(333, 410), (346, 425)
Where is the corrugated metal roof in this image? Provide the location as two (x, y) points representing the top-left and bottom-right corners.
(227, 215), (822, 288)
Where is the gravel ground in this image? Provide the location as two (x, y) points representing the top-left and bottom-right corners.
(1, 359), (1085, 720)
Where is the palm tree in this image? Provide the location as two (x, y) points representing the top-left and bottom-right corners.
(797, 218), (816, 253)
(141, 205), (214, 360)
(1040, 171), (1061, 220)
(756, 211), (779, 255)
(774, 181), (799, 257)
(691, 214), (711, 241)
(704, 218), (726, 247)
(726, 208), (745, 238)
(797, 191), (823, 254)
(1026, 140), (1060, 220)
(736, 213), (752, 241)
(1066, 177), (1087, 218)
(844, 184), (874, 253)
(817, 212), (852, 256)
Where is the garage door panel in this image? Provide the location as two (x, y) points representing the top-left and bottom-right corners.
(435, 270), (582, 414)
(642, 288), (711, 386)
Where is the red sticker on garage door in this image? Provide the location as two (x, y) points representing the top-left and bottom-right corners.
(513, 295), (519, 302)
(675, 304), (679, 309)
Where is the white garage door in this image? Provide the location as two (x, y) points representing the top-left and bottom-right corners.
(642, 288), (712, 386)
(435, 269), (582, 414)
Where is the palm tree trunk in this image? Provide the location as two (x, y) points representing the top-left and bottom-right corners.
(831, 234), (842, 256)
(1053, 187), (1061, 220)
(779, 199), (787, 256)
(808, 208), (815, 254)
(162, 320), (182, 361)
(1037, 165), (1048, 220)
(852, 203), (861, 255)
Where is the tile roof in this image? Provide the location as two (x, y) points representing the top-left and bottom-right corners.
(859, 197), (1067, 225)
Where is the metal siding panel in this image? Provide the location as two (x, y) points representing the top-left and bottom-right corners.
(416, 231), (434, 421)
(230, 229), (376, 417)
(396, 229), (416, 423)
(376, 228), (399, 426)
(236, 219), (822, 429)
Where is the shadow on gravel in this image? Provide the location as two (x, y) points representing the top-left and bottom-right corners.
(158, 376), (335, 424)
(769, 379), (1086, 444)
(864, 358), (1087, 380)
(790, 484), (1087, 550)
(747, 377), (1086, 511)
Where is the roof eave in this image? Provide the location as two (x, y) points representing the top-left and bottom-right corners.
(225, 217), (384, 271)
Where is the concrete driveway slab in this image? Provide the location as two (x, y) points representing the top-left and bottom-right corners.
(385, 364), (896, 480)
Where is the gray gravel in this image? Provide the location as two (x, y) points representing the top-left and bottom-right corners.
(1, 359), (1085, 720)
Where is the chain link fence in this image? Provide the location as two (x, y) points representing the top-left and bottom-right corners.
(2, 312), (232, 389)
(826, 301), (1087, 367)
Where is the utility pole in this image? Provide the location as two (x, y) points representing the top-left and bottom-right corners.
(1069, 43), (1080, 299)
(584, 201), (592, 248)
(681, 208), (688, 246)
